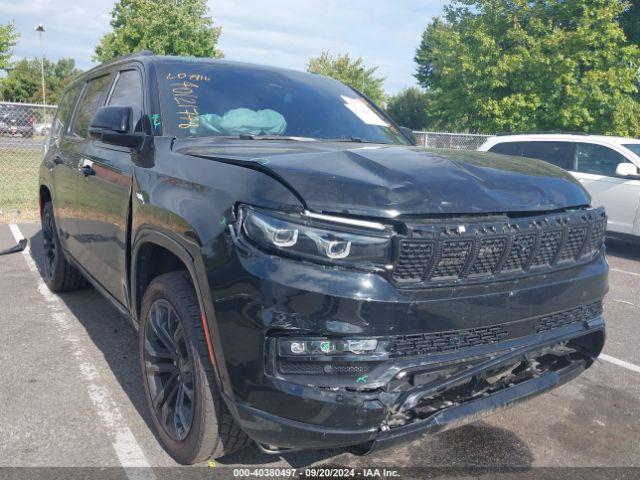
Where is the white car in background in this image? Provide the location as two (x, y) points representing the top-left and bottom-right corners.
(33, 123), (51, 136)
(479, 134), (640, 241)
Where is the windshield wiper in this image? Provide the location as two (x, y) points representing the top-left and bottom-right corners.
(237, 134), (317, 141)
(331, 136), (364, 143)
(327, 137), (393, 145)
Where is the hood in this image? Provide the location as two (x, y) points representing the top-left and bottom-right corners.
(175, 139), (590, 218)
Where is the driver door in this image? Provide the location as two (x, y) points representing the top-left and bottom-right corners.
(74, 67), (145, 306)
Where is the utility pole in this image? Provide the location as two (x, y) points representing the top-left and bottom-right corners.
(36, 24), (46, 122)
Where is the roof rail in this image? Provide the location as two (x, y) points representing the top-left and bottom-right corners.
(496, 131), (589, 136)
(115, 50), (155, 60)
(81, 50), (155, 76)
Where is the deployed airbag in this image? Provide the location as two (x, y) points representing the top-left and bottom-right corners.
(195, 108), (287, 136)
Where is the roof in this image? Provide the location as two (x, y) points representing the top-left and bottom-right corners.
(77, 52), (318, 82)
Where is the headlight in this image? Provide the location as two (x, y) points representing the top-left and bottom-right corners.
(238, 205), (392, 268)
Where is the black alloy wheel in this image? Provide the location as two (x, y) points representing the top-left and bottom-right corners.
(144, 299), (195, 441)
(39, 201), (87, 292)
(139, 271), (249, 463)
(42, 205), (57, 282)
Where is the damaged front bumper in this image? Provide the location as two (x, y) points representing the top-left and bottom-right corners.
(227, 318), (604, 453)
(209, 217), (608, 453)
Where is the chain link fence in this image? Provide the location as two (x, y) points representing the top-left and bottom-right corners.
(0, 102), (56, 223)
(0, 108), (493, 223)
(413, 131), (492, 150)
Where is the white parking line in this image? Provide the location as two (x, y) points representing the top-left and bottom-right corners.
(612, 298), (638, 307)
(8, 224), (156, 478)
(599, 353), (640, 374)
(610, 267), (640, 278)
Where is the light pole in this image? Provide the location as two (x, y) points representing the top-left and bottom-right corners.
(35, 24), (46, 122)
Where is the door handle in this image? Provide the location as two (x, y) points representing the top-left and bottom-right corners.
(80, 165), (95, 176)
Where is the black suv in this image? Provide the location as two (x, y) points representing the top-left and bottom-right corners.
(39, 52), (608, 464)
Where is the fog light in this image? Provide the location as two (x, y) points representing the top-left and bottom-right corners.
(346, 339), (377, 354)
(318, 340), (335, 353)
(289, 342), (306, 354)
(278, 337), (382, 357)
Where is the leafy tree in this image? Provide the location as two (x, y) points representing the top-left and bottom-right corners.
(0, 22), (18, 71)
(415, 0), (640, 136)
(307, 51), (387, 105)
(620, 1), (640, 45)
(94, 0), (223, 62)
(0, 58), (82, 104)
(386, 87), (432, 130)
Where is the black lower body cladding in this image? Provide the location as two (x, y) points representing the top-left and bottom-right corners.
(207, 241), (608, 452)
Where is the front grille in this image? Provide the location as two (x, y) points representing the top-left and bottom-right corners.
(558, 226), (588, 261)
(502, 233), (536, 272)
(431, 240), (474, 279)
(389, 325), (508, 358)
(536, 302), (604, 333)
(530, 229), (563, 267)
(583, 217), (607, 256)
(393, 208), (606, 286)
(393, 240), (435, 282)
(278, 361), (371, 376)
(469, 237), (507, 276)
(389, 301), (603, 358)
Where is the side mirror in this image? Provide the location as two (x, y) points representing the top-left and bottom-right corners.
(615, 162), (640, 178)
(89, 106), (144, 148)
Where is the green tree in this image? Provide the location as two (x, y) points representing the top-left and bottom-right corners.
(0, 21), (18, 71)
(386, 87), (432, 130)
(94, 0), (223, 62)
(0, 58), (82, 104)
(307, 51), (387, 105)
(415, 0), (640, 136)
(620, 1), (640, 45)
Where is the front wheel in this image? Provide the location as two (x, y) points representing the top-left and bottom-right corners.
(139, 272), (249, 464)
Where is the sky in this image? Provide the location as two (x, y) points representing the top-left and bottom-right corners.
(1, 0), (447, 95)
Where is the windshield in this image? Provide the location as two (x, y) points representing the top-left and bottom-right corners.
(156, 61), (408, 145)
(623, 144), (640, 158)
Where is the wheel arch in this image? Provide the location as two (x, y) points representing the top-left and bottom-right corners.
(132, 228), (204, 320)
(39, 184), (52, 217)
(131, 228), (231, 396)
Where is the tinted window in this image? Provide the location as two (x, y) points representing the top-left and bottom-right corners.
(156, 62), (408, 145)
(108, 70), (144, 131)
(622, 144), (640, 158)
(489, 142), (524, 156)
(51, 85), (80, 138)
(72, 75), (111, 138)
(520, 141), (574, 170)
(575, 143), (628, 177)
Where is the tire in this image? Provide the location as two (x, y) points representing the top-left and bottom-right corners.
(41, 201), (88, 292)
(139, 271), (250, 464)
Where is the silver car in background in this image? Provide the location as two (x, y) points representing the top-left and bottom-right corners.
(479, 134), (640, 241)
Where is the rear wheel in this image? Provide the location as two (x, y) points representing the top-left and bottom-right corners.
(41, 201), (87, 292)
(139, 272), (249, 464)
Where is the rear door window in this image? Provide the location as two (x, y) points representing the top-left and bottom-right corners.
(72, 74), (112, 139)
(488, 142), (525, 156)
(51, 84), (80, 138)
(575, 143), (629, 177)
(520, 141), (575, 170)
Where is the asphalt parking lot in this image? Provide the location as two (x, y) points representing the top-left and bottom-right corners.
(0, 221), (639, 479)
